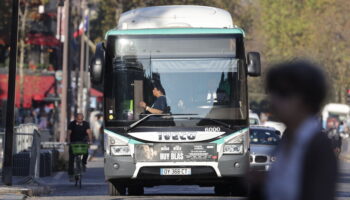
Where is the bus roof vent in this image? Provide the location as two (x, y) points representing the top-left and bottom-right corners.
(118, 5), (234, 30)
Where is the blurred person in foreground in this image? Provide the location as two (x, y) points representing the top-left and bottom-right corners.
(250, 60), (338, 200)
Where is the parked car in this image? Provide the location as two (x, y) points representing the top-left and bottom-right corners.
(263, 121), (285, 136)
(249, 112), (261, 125)
(249, 126), (281, 171)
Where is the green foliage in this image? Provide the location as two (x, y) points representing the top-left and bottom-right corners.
(0, 0), (12, 43)
(259, 0), (350, 102)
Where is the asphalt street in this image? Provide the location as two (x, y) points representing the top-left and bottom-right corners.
(28, 140), (350, 200)
(29, 155), (247, 200)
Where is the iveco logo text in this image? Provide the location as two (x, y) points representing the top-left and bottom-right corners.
(158, 132), (196, 141)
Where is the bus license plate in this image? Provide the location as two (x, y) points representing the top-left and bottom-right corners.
(160, 168), (191, 176)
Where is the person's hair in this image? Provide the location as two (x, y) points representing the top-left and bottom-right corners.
(266, 59), (328, 114)
(75, 113), (84, 118)
(153, 82), (166, 95)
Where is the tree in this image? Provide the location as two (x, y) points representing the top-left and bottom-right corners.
(18, 1), (29, 107)
(0, 0), (12, 66)
(257, 0), (350, 103)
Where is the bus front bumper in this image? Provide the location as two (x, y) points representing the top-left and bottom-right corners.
(104, 154), (249, 183)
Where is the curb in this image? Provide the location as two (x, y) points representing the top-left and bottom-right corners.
(339, 153), (350, 161)
(0, 185), (51, 197)
(0, 194), (26, 200)
(339, 153), (350, 162)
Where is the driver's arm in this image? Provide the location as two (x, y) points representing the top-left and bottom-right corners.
(145, 106), (163, 114)
(139, 101), (163, 114)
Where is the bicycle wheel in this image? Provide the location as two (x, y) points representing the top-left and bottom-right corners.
(76, 156), (82, 172)
(75, 175), (79, 187)
(74, 156), (82, 187)
(79, 175), (82, 189)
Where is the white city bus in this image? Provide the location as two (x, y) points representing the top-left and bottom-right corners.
(90, 5), (261, 196)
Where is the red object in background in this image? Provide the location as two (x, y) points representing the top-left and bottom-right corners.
(0, 38), (6, 45)
(90, 88), (103, 97)
(47, 103), (55, 109)
(29, 63), (38, 71)
(32, 94), (44, 101)
(90, 88), (103, 103)
(326, 117), (339, 130)
(0, 74), (55, 108)
(26, 33), (60, 47)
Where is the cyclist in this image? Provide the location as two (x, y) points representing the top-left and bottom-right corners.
(67, 113), (93, 181)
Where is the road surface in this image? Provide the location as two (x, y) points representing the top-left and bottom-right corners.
(28, 143), (350, 200)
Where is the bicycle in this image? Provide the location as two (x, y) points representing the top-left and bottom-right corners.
(71, 143), (89, 188)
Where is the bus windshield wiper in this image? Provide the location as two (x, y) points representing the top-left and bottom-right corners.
(125, 114), (169, 132)
(124, 113), (198, 132)
(188, 117), (232, 129)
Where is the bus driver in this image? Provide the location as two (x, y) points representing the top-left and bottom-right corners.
(139, 84), (167, 114)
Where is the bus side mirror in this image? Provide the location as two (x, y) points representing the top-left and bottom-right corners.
(90, 42), (105, 84)
(247, 52), (261, 77)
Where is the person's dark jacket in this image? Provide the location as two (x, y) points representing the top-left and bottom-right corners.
(301, 132), (338, 200)
(249, 132), (338, 200)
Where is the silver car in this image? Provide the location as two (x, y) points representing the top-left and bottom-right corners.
(249, 126), (281, 171)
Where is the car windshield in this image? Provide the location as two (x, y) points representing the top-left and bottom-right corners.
(249, 118), (259, 125)
(106, 34), (247, 125)
(250, 129), (280, 145)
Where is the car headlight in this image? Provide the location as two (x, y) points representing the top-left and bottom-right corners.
(110, 145), (130, 156)
(223, 144), (243, 154)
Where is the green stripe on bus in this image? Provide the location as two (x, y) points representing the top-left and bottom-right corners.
(105, 28), (245, 39)
(104, 129), (144, 144)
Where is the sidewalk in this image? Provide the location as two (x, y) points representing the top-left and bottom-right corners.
(0, 177), (51, 199)
(340, 138), (350, 162)
(0, 193), (26, 200)
(0, 144), (100, 199)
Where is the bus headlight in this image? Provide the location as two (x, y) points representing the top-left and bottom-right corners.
(110, 145), (130, 156)
(223, 132), (246, 155)
(223, 144), (243, 154)
(104, 130), (129, 155)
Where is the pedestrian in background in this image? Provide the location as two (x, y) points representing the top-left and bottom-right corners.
(67, 113), (93, 181)
(332, 121), (343, 158)
(250, 60), (338, 200)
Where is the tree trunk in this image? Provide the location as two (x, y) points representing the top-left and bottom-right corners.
(18, 2), (28, 108)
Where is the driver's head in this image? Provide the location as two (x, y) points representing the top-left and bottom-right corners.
(152, 83), (165, 97)
(75, 113), (84, 123)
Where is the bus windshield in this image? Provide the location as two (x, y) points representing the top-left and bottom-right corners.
(107, 35), (247, 124)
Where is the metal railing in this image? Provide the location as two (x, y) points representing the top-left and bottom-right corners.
(18, 128), (41, 185)
(14, 124), (38, 154)
(0, 124), (42, 184)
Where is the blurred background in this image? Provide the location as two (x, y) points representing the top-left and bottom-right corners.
(0, 0), (349, 140)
